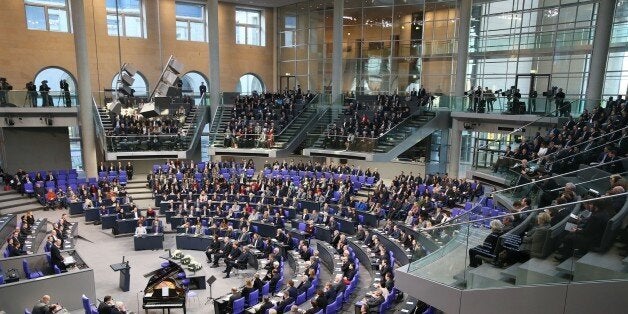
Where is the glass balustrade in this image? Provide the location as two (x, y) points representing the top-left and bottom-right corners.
(92, 91), (208, 152)
(403, 183), (628, 290)
(0, 89), (78, 107)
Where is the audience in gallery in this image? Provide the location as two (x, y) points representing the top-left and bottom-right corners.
(223, 88), (315, 148)
(492, 98), (626, 176)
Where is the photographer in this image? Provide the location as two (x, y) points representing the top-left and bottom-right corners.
(554, 88), (565, 116)
(26, 81), (38, 107)
(0, 77), (13, 105)
(40, 80), (51, 107)
(60, 79), (71, 107)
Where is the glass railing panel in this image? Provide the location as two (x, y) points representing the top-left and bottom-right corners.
(0, 90), (78, 107)
(404, 191), (628, 290)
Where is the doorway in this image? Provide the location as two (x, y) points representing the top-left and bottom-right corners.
(279, 75), (297, 92)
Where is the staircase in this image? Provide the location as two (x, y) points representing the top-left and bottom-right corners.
(0, 189), (44, 215)
(94, 101), (209, 160)
(207, 95), (324, 157)
(123, 176), (154, 207)
(303, 110), (450, 161)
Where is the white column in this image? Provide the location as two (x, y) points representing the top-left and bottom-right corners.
(208, 0), (220, 121)
(585, 0), (616, 106)
(70, 0), (97, 177)
(454, 0), (472, 97)
(331, 0), (344, 104)
(447, 120), (462, 178)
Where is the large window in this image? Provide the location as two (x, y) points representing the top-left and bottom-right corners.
(235, 9), (264, 46)
(236, 74), (264, 95)
(176, 1), (207, 42)
(24, 0), (70, 32)
(106, 0), (145, 38)
(283, 15), (297, 47)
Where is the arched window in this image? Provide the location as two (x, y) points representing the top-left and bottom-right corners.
(33, 67), (76, 106)
(236, 73), (264, 95)
(181, 71), (209, 94)
(111, 71), (148, 96)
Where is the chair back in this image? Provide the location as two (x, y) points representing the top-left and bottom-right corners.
(326, 300), (337, 314)
(261, 282), (270, 296)
(296, 292), (306, 305)
(81, 295), (91, 314)
(233, 297), (245, 314)
(248, 289), (259, 306)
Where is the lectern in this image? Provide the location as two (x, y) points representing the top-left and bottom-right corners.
(110, 257), (130, 292)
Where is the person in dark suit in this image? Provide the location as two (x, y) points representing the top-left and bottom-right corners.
(286, 279), (298, 300)
(360, 289), (385, 313)
(304, 300), (322, 314)
(556, 199), (612, 261)
(125, 162), (134, 180)
(257, 297), (274, 314)
(7, 238), (26, 257)
(227, 287), (241, 310)
(251, 233), (263, 250)
(97, 296), (115, 314)
(205, 235), (221, 263)
(299, 244), (311, 261)
(268, 269), (281, 292)
(212, 237), (232, 267)
(275, 293), (294, 314)
(224, 246), (249, 278)
(240, 279), (255, 301)
(50, 239), (67, 271)
(313, 289), (328, 310)
(296, 274), (311, 294)
(323, 282), (336, 304)
(32, 294), (62, 314)
(253, 273), (264, 291)
(468, 219), (504, 267)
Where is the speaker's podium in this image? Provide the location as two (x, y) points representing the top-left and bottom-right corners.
(110, 258), (131, 292)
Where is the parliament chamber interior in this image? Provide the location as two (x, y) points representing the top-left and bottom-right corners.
(0, 0), (627, 313)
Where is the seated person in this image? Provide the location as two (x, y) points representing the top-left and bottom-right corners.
(134, 221), (147, 236)
(276, 292), (294, 314)
(32, 294), (63, 314)
(257, 297), (275, 314)
(521, 212), (551, 258)
(360, 289), (385, 314)
(240, 279), (255, 301)
(304, 300), (322, 314)
(97, 295), (115, 314)
(224, 246), (250, 278)
(555, 199), (612, 262)
(468, 219), (504, 267)
(227, 287), (241, 311)
(285, 279), (298, 300)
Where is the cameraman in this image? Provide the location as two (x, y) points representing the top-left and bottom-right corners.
(60, 79), (71, 107)
(27, 81), (38, 107)
(554, 88), (565, 116)
(0, 77), (13, 105)
(40, 80), (51, 107)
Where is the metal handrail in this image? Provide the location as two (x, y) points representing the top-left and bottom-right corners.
(492, 156), (628, 195)
(275, 94), (320, 138)
(417, 191), (628, 232)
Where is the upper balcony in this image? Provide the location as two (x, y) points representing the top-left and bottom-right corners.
(0, 90), (79, 127)
(92, 91), (208, 160)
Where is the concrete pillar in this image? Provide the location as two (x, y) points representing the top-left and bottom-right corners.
(454, 0), (472, 97)
(70, 0), (97, 177)
(447, 120), (462, 178)
(585, 0), (616, 107)
(208, 0), (220, 121)
(273, 7), (278, 92)
(331, 0), (344, 104)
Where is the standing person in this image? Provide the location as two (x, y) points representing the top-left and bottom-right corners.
(554, 88), (565, 116)
(50, 239), (67, 271)
(39, 80), (51, 107)
(199, 82), (207, 105)
(0, 77), (13, 105)
(529, 89), (538, 114)
(125, 161), (134, 180)
(60, 79), (71, 107)
(27, 81), (38, 107)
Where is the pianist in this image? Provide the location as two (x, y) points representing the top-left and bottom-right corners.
(135, 222), (147, 236)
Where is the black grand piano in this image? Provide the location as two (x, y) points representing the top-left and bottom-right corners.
(142, 259), (187, 313)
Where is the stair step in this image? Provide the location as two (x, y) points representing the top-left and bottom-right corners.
(0, 197), (41, 210)
(0, 203), (44, 215)
(0, 193), (27, 202)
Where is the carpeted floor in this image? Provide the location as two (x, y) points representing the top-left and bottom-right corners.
(32, 208), (253, 314)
